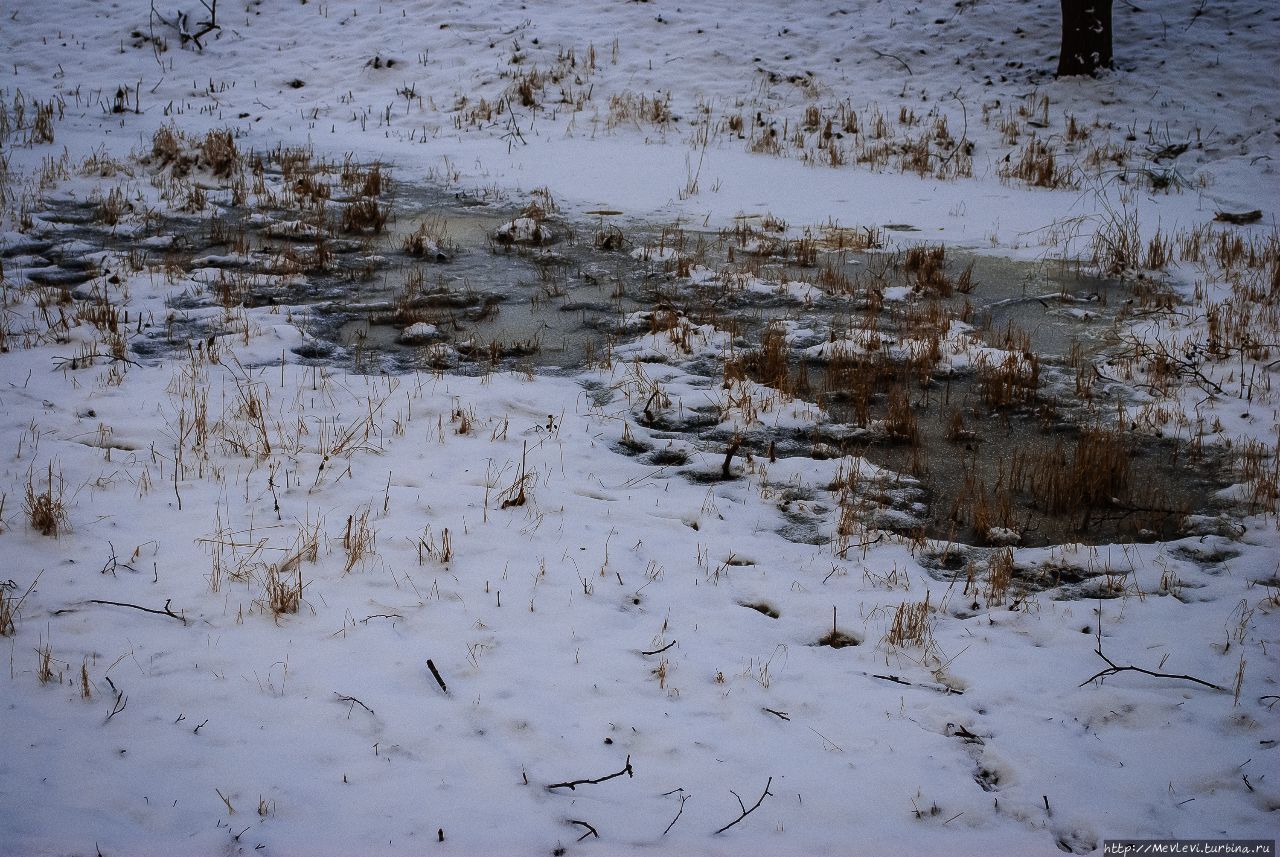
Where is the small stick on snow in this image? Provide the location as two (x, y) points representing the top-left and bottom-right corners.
(1080, 608), (1222, 691)
(546, 755), (634, 791)
(52, 353), (141, 369)
(641, 640), (676, 656)
(78, 598), (188, 625)
(713, 777), (773, 835)
(334, 692), (375, 718)
(1078, 650), (1223, 691)
(426, 659), (448, 694)
(568, 820), (599, 841)
(104, 676), (127, 723)
(870, 48), (912, 75)
(663, 792), (691, 836)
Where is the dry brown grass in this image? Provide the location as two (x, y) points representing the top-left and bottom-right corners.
(402, 216), (454, 259)
(743, 321), (791, 390)
(25, 463), (68, 537)
(343, 509), (377, 573)
(885, 592), (932, 648)
(264, 557), (303, 617)
(1026, 425), (1131, 521)
(999, 135), (1077, 189)
(342, 197), (389, 233)
(36, 639), (56, 684)
(985, 548), (1015, 606)
(976, 351), (1040, 410)
(0, 594), (14, 637)
(200, 129), (239, 178)
(341, 160), (385, 198)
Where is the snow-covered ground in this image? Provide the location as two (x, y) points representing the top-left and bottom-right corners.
(1, 2), (1277, 855)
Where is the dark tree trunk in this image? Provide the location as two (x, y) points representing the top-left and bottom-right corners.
(1057, 0), (1113, 77)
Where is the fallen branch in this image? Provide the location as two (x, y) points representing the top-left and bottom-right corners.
(151, 0), (220, 51)
(99, 542), (137, 577)
(426, 659), (448, 694)
(870, 48), (912, 75)
(663, 791), (691, 836)
(762, 707), (790, 721)
(1213, 209), (1262, 225)
(52, 353), (141, 370)
(641, 640), (676, 656)
(80, 598), (187, 625)
(1080, 605), (1222, 691)
(104, 676), (127, 722)
(713, 776), (773, 834)
(868, 672), (963, 694)
(1079, 649), (1223, 691)
(567, 820), (599, 841)
(547, 754), (633, 791)
(835, 533), (884, 559)
(872, 673), (910, 686)
(334, 692), (375, 718)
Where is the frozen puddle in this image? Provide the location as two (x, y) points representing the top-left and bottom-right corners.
(23, 176), (1239, 553)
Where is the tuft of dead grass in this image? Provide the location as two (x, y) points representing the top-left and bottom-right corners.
(885, 592), (932, 648)
(25, 463), (68, 537)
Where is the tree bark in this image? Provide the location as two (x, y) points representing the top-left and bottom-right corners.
(1057, 0), (1113, 77)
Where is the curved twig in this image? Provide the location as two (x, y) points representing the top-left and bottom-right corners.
(870, 48), (912, 75)
(82, 598), (187, 625)
(1079, 649), (1222, 691)
(641, 640), (676, 656)
(547, 755), (633, 791)
(663, 792), (690, 836)
(568, 820), (599, 841)
(713, 777), (773, 834)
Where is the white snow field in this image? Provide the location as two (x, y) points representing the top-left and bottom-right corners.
(0, 1), (1277, 855)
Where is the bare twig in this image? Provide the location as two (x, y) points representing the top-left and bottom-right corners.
(53, 353), (141, 369)
(150, 0), (219, 51)
(334, 692), (375, 718)
(104, 676), (127, 722)
(870, 48), (912, 75)
(713, 777), (773, 834)
(426, 659), (448, 694)
(568, 820), (599, 841)
(641, 640), (676, 656)
(762, 707), (790, 721)
(547, 755), (634, 791)
(361, 613), (403, 624)
(1079, 648), (1223, 691)
(868, 672), (963, 694)
(872, 673), (911, 686)
(76, 598), (187, 625)
(1080, 604), (1222, 691)
(807, 725), (845, 752)
(663, 791), (691, 836)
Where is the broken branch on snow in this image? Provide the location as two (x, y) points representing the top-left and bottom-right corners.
(546, 755), (634, 791)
